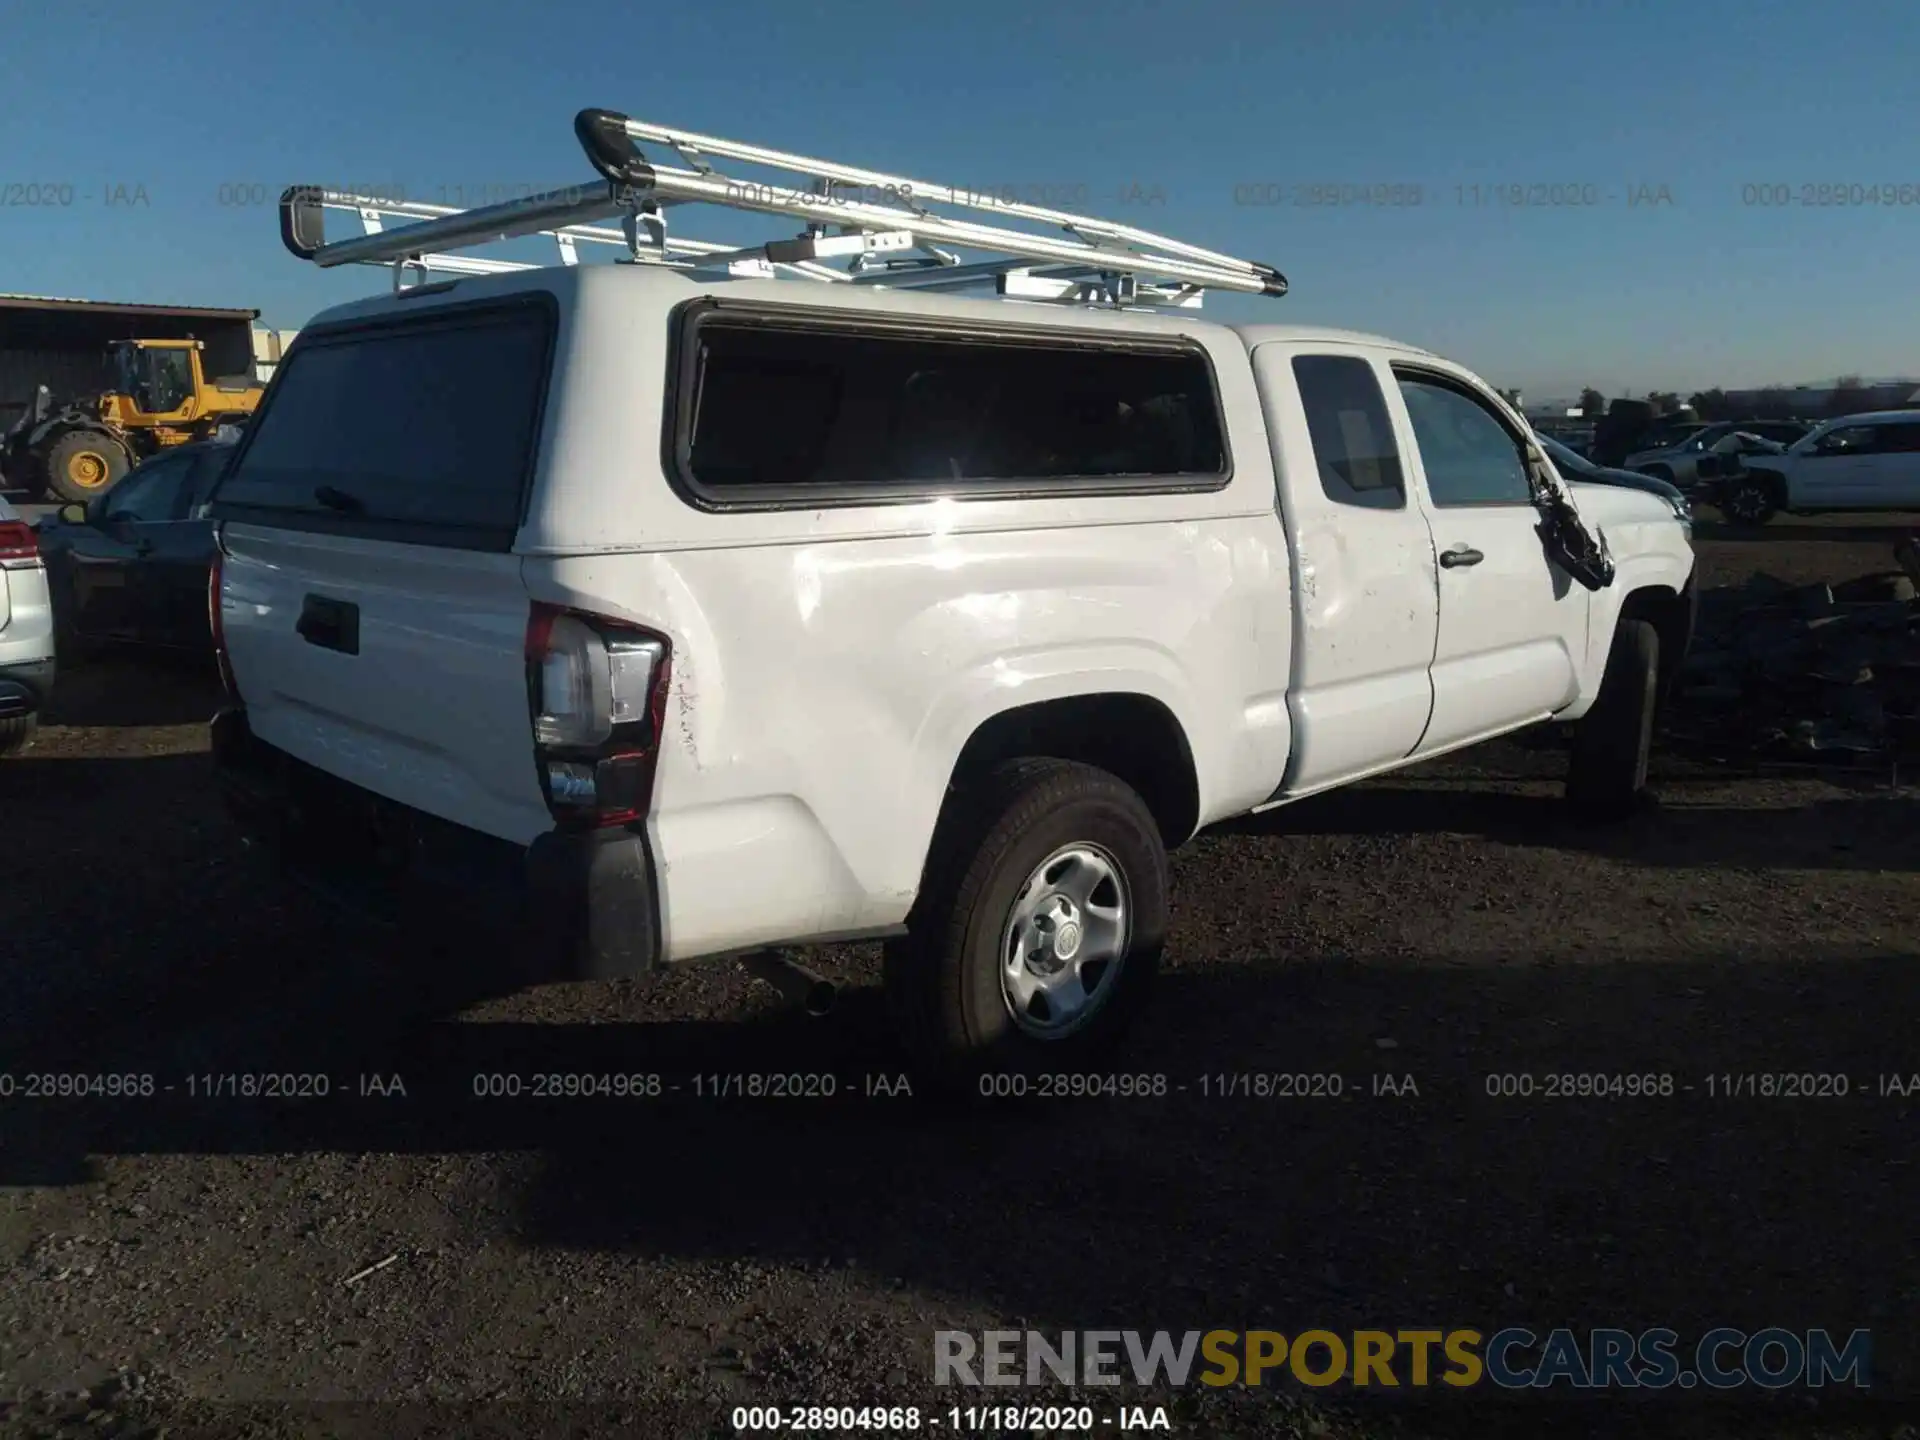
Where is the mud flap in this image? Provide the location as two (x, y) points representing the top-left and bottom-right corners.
(1527, 444), (1615, 592)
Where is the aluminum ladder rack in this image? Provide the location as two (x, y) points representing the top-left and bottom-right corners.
(278, 109), (1287, 310)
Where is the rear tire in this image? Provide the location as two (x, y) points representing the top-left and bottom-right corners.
(43, 430), (129, 505)
(884, 758), (1168, 1088)
(1566, 619), (1659, 821)
(0, 715), (36, 757)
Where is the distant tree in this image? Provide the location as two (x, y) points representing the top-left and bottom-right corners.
(1688, 388), (1732, 421)
(1826, 375), (1872, 418)
(1645, 391), (1683, 415)
(1578, 387), (1606, 418)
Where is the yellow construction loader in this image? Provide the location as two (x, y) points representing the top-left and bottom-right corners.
(1, 339), (263, 503)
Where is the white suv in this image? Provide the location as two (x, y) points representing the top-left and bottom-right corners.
(207, 114), (1696, 1075)
(1713, 409), (1920, 524)
(0, 497), (55, 755)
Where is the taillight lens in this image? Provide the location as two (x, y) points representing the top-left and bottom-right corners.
(0, 520), (39, 565)
(525, 602), (671, 827)
(209, 543), (238, 701)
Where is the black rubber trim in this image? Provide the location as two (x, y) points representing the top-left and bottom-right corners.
(279, 186), (325, 260)
(526, 826), (662, 981)
(574, 109), (655, 190)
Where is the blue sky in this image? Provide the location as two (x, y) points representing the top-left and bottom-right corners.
(3, 0), (1915, 399)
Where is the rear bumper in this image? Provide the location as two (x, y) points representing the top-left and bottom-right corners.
(0, 656), (55, 718)
(210, 707), (659, 982)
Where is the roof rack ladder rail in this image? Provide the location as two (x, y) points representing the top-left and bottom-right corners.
(634, 161), (1279, 295)
(604, 114), (1270, 281)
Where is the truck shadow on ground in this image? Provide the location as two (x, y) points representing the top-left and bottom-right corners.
(1221, 779), (1920, 874)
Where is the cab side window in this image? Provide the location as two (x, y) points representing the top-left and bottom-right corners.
(1396, 375), (1531, 506)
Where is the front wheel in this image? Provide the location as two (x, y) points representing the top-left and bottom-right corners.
(1566, 618), (1659, 821)
(1720, 476), (1778, 526)
(42, 430), (129, 504)
(884, 759), (1168, 1084)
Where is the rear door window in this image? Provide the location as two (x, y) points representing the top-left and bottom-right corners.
(1290, 354), (1405, 509)
(211, 299), (555, 550)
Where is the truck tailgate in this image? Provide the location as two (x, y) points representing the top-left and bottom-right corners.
(220, 525), (549, 845)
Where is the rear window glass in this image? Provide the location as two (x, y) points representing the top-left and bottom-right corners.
(213, 303), (551, 546)
(677, 317), (1226, 501)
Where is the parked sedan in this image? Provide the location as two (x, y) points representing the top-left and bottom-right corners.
(37, 442), (229, 657)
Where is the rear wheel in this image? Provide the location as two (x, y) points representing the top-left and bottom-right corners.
(1566, 619), (1659, 820)
(42, 429), (129, 505)
(884, 758), (1168, 1087)
(0, 715), (36, 757)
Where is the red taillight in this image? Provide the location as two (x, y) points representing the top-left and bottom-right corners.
(0, 520), (39, 564)
(524, 601), (671, 829)
(209, 544), (238, 701)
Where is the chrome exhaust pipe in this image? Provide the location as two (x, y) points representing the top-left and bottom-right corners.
(739, 951), (837, 1017)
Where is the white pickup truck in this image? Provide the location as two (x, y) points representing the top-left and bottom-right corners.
(207, 115), (1696, 1076)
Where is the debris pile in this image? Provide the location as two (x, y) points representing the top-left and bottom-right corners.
(1665, 539), (1920, 763)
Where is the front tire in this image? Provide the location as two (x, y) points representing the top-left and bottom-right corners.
(1721, 475), (1778, 526)
(1566, 618), (1659, 821)
(43, 430), (129, 505)
(884, 759), (1168, 1084)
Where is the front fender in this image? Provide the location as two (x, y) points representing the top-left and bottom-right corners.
(1561, 545), (1696, 720)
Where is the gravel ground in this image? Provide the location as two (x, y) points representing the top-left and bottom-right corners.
(3, 513), (1919, 1440)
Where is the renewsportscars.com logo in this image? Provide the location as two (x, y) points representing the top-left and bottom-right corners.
(934, 1328), (1872, 1391)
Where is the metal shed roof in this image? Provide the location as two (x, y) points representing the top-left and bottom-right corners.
(0, 293), (259, 321)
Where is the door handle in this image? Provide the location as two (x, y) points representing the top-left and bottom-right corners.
(1439, 546), (1484, 568)
(296, 593), (360, 655)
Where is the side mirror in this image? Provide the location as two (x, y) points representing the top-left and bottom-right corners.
(58, 503), (88, 525)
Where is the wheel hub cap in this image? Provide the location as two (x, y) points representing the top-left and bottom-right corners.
(1000, 843), (1131, 1038)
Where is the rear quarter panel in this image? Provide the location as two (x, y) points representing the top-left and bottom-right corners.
(521, 270), (1294, 962)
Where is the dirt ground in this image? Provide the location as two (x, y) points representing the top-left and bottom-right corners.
(3, 514), (1919, 1440)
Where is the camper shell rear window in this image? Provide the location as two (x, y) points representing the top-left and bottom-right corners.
(210, 296), (557, 551)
